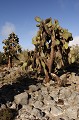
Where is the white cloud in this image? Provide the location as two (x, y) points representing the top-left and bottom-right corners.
(1, 22), (15, 37)
(69, 36), (79, 46)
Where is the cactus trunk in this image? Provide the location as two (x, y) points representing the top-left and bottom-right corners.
(49, 32), (55, 73)
(8, 55), (12, 68)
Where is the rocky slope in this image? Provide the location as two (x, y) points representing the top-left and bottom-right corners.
(0, 65), (79, 120)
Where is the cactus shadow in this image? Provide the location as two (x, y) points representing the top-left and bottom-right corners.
(57, 62), (79, 76)
(64, 62), (79, 75)
(0, 74), (42, 105)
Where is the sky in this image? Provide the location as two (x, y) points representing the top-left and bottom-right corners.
(0, 0), (79, 51)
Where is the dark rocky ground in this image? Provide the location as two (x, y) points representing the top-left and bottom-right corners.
(0, 63), (79, 120)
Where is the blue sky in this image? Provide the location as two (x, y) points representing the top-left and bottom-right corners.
(0, 0), (79, 51)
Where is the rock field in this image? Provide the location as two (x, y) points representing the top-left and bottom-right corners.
(0, 65), (79, 120)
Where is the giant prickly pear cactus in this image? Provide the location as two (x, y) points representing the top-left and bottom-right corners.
(31, 17), (73, 83)
(2, 32), (22, 68)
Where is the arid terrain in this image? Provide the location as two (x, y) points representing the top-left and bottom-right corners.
(0, 64), (79, 120)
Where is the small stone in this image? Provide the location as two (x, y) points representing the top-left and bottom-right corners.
(50, 106), (63, 117)
(59, 87), (72, 99)
(65, 106), (77, 119)
(14, 92), (28, 106)
(43, 96), (54, 105)
(49, 80), (55, 85)
(29, 85), (39, 92)
(1, 104), (6, 109)
(33, 100), (44, 108)
(41, 86), (48, 94)
(68, 92), (76, 104)
(10, 102), (16, 109)
(31, 108), (43, 119)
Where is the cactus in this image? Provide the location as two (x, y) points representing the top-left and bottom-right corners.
(2, 32), (22, 68)
(68, 46), (79, 64)
(30, 17), (73, 83)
